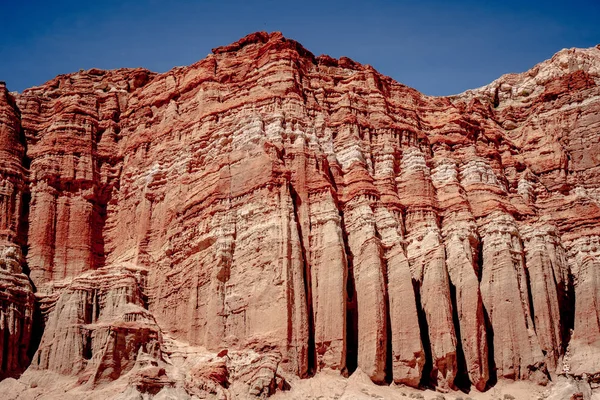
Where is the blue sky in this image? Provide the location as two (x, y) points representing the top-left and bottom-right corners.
(1, 0), (599, 95)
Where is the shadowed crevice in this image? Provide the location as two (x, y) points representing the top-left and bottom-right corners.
(482, 304), (497, 388)
(523, 263), (536, 331)
(476, 239), (484, 283)
(449, 281), (471, 392)
(91, 198), (108, 270)
(289, 183), (316, 376)
(413, 279), (433, 389)
(16, 124), (41, 373)
(339, 208), (358, 376)
(559, 271), (576, 355)
(382, 255), (393, 384)
(375, 227), (393, 384)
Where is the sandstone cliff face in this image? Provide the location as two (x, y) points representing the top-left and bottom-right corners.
(0, 33), (600, 398)
(0, 82), (34, 380)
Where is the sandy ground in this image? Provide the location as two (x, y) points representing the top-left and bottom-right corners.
(272, 369), (600, 400)
(2, 366), (599, 399)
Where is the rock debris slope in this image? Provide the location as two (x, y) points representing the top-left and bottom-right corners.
(0, 32), (599, 398)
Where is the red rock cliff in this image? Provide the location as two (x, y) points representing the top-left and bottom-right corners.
(1, 33), (600, 398)
(0, 82), (34, 380)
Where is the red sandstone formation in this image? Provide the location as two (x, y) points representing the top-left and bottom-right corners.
(0, 82), (34, 380)
(0, 33), (599, 399)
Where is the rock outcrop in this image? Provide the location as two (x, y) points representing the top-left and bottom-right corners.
(0, 33), (600, 398)
(0, 82), (34, 379)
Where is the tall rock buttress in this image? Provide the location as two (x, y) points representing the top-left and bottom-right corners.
(0, 82), (34, 379)
(0, 34), (599, 398)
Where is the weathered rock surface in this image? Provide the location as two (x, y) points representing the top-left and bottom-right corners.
(0, 33), (600, 398)
(0, 82), (34, 379)
(30, 267), (162, 385)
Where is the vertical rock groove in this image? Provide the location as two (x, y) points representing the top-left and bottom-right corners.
(523, 252), (537, 331)
(289, 183), (315, 376)
(560, 272), (576, 354)
(449, 280), (471, 391)
(341, 209), (358, 375)
(482, 304), (497, 388)
(381, 252), (393, 384)
(413, 279), (433, 388)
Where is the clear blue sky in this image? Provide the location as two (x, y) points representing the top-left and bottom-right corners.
(1, 0), (599, 96)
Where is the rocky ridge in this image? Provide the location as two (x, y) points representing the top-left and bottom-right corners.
(0, 32), (599, 399)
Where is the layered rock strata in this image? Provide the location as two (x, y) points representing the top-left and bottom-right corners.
(0, 33), (599, 398)
(0, 82), (34, 379)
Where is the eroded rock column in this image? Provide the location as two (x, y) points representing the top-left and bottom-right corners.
(398, 147), (457, 389)
(308, 190), (348, 371)
(0, 83), (34, 379)
(432, 158), (489, 391)
(344, 196), (387, 383)
(479, 212), (546, 382)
